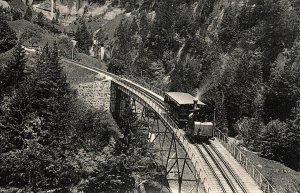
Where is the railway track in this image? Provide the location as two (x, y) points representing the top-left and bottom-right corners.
(195, 142), (248, 193)
(61, 57), (166, 108)
(62, 58), (264, 193)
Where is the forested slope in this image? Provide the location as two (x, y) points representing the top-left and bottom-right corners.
(107, 0), (300, 173)
(1, 0), (299, 191)
(0, 1), (168, 191)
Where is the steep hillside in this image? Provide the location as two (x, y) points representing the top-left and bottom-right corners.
(107, 0), (300, 191)
(0, 1), (168, 192)
(8, 19), (56, 46)
(1, 0), (299, 191)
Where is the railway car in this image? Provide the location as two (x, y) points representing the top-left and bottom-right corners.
(164, 92), (214, 141)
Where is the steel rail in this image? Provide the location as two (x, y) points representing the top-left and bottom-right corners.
(61, 57), (268, 193)
(193, 143), (228, 193)
(203, 143), (248, 193)
(61, 57), (166, 107)
(209, 143), (248, 193)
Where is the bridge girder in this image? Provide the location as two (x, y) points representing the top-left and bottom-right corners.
(111, 82), (204, 193)
(62, 58), (276, 193)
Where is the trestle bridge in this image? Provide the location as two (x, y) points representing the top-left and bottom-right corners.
(62, 58), (277, 193)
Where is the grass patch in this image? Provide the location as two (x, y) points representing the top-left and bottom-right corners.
(241, 149), (300, 192)
(8, 20), (56, 47)
(77, 53), (107, 70)
(102, 13), (125, 39)
(62, 61), (98, 86)
(62, 53), (107, 86)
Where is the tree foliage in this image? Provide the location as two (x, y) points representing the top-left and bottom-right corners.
(0, 36), (167, 191)
(260, 119), (300, 169)
(107, 0), (300, 171)
(75, 20), (93, 54)
(0, 19), (17, 53)
(0, 41), (26, 100)
(24, 6), (32, 21)
(34, 12), (61, 34)
(57, 36), (78, 59)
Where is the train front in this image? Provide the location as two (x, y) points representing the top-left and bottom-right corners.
(187, 99), (214, 141)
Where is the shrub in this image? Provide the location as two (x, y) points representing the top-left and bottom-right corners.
(236, 117), (262, 150)
(260, 120), (287, 161)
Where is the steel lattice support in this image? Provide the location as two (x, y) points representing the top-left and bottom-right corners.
(64, 58), (268, 193)
(111, 83), (204, 193)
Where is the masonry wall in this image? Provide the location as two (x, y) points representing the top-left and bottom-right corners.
(75, 80), (111, 110)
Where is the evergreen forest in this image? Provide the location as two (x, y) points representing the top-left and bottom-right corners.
(108, 0), (300, 172)
(0, 0), (300, 192)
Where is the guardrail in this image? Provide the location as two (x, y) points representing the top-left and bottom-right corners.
(61, 57), (277, 193)
(124, 70), (279, 193)
(116, 72), (278, 193)
(61, 57), (166, 98)
(122, 75), (166, 98)
(214, 129), (278, 193)
(116, 79), (220, 193)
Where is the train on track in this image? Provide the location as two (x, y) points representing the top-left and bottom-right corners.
(62, 58), (215, 141)
(164, 92), (215, 141)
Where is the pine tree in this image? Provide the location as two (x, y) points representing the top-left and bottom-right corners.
(169, 61), (186, 92)
(147, 0), (176, 58)
(260, 120), (287, 161)
(111, 18), (132, 70)
(57, 36), (77, 59)
(0, 42), (28, 150)
(130, 17), (138, 36)
(24, 7), (32, 21)
(148, 61), (165, 84)
(182, 55), (200, 93)
(0, 19), (17, 53)
(115, 19), (131, 54)
(36, 12), (45, 27)
(75, 21), (93, 54)
(0, 41), (26, 99)
(8, 41), (26, 86)
(107, 58), (127, 75)
(27, 43), (71, 143)
(50, 42), (71, 101)
(139, 11), (149, 40)
(264, 45), (300, 121)
(95, 27), (107, 46)
(12, 9), (22, 20)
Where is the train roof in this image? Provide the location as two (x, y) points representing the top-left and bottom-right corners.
(165, 92), (205, 105)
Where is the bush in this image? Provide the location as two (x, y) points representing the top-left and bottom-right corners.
(260, 120), (287, 161)
(57, 36), (77, 59)
(0, 142), (81, 191)
(260, 119), (300, 171)
(236, 117), (262, 150)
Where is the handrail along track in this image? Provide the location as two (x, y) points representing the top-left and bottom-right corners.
(193, 142), (228, 193)
(61, 57), (277, 193)
(61, 57), (165, 107)
(201, 143), (248, 193)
